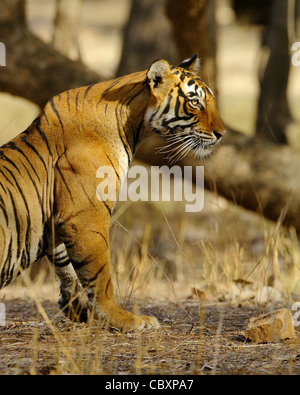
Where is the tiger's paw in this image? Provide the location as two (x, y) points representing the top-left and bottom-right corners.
(107, 310), (159, 333)
(137, 314), (160, 330)
(58, 290), (90, 323)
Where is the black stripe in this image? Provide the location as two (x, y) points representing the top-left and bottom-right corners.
(181, 119), (199, 129)
(63, 153), (103, 212)
(115, 107), (131, 163)
(55, 259), (72, 268)
(71, 260), (90, 270)
(161, 93), (173, 116)
(104, 152), (120, 181)
(5, 142), (41, 182)
(126, 87), (145, 106)
(98, 77), (123, 105)
(54, 248), (67, 258)
(4, 166), (31, 265)
(67, 91), (71, 112)
(97, 74), (138, 107)
(91, 230), (109, 247)
(56, 209), (86, 226)
(7, 238), (15, 286)
(36, 238), (45, 260)
(0, 180), (7, 195)
(105, 278), (111, 299)
(7, 189), (21, 260)
(35, 119), (53, 158)
(84, 264), (107, 285)
(64, 240), (75, 249)
(21, 136), (48, 173)
(84, 84), (94, 100)
(174, 96), (181, 117)
(149, 108), (160, 123)
(0, 169), (14, 187)
(21, 162), (45, 223)
(1, 238), (13, 287)
(162, 115), (193, 128)
(20, 250), (28, 270)
(0, 201), (8, 225)
(98, 196), (112, 216)
(55, 163), (74, 201)
(42, 110), (50, 126)
(49, 98), (64, 132)
(54, 254), (69, 263)
(75, 91), (80, 112)
(0, 150), (21, 174)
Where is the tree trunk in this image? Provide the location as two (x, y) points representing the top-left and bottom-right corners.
(52, 0), (83, 60)
(0, 0), (101, 108)
(116, 0), (177, 77)
(166, 0), (217, 90)
(1, 0), (299, 234)
(256, 0), (292, 144)
(136, 131), (300, 234)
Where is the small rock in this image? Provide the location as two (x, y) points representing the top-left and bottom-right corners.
(245, 309), (296, 343)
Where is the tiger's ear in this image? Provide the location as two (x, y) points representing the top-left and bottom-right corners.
(178, 54), (201, 75)
(147, 59), (171, 94)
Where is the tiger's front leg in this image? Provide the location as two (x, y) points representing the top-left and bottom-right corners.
(57, 211), (159, 333)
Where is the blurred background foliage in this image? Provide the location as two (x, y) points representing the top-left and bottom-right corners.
(0, 0), (299, 142)
(0, 0), (300, 302)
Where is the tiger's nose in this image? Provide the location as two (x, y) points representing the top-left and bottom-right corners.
(213, 130), (226, 140)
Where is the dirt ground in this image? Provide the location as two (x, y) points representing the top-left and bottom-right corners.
(0, 297), (299, 375)
(1, 0), (300, 376)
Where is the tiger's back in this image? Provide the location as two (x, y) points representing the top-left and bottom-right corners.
(0, 70), (149, 288)
(0, 55), (225, 332)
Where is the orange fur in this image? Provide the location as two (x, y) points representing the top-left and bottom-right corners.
(0, 56), (225, 332)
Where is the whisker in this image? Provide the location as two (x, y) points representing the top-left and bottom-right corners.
(167, 139), (194, 164)
(156, 139), (182, 154)
(155, 129), (213, 164)
(170, 144), (193, 164)
(165, 141), (189, 162)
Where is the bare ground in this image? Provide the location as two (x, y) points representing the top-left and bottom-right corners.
(1, 297), (299, 375)
(0, 0), (300, 377)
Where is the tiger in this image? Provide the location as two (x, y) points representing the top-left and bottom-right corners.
(0, 54), (225, 332)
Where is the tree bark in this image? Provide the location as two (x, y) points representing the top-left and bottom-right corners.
(116, 0), (177, 77)
(166, 0), (217, 90)
(52, 0), (83, 60)
(0, 0), (101, 108)
(136, 132), (300, 234)
(1, 0), (299, 234)
(256, 0), (292, 144)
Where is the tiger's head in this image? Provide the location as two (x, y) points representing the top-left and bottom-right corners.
(145, 54), (226, 162)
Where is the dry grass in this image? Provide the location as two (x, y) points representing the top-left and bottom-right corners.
(1, 192), (300, 375)
(0, 0), (300, 376)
